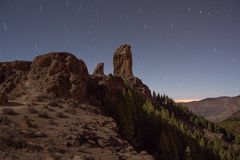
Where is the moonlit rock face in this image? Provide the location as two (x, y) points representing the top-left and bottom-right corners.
(29, 52), (89, 101)
(113, 44), (133, 78)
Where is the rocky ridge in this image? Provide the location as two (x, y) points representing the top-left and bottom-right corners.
(0, 45), (154, 160)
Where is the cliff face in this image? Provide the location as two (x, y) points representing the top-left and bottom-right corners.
(113, 44), (133, 78)
(0, 45), (154, 160)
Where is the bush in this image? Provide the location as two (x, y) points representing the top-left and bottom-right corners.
(1, 108), (17, 115)
(56, 112), (67, 118)
(48, 101), (62, 108)
(0, 126), (26, 148)
(28, 107), (38, 114)
(23, 116), (38, 128)
(38, 111), (50, 119)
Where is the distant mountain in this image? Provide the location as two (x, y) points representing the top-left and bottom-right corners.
(183, 95), (240, 122)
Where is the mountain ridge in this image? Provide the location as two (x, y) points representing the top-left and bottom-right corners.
(183, 95), (240, 122)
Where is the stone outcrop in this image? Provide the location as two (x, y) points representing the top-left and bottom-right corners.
(112, 44), (151, 98)
(113, 44), (133, 78)
(0, 61), (30, 94)
(127, 77), (152, 98)
(93, 63), (104, 75)
(0, 45), (151, 102)
(0, 61), (31, 72)
(29, 52), (89, 101)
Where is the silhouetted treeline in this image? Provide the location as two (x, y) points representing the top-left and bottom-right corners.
(103, 85), (240, 160)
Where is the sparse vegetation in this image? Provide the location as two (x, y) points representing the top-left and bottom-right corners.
(28, 107), (38, 114)
(48, 101), (62, 108)
(56, 112), (67, 118)
(1, 108), (17, 115)
(48, 119), (58, 126)
(64, 106), (76, 115)
(0, 125), (26, 149)
(104, 87), (240, 160)
(38, 111), (50, 119)
(23, 116), (38, 128)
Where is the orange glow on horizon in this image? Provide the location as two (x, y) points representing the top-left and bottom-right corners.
(175, 98), (202, 103)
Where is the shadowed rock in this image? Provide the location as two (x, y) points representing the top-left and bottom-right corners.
(93, 63), (104, 75)
(0, 61), (32, 72)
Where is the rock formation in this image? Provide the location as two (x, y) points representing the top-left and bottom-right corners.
(0, 61), (30, 94)
(113, 44), (152, 98)
(29, 52), (89, 101)
(93, 63), (104, 75)
(113, 44), (133, 78)
(0, 45), (154, 159)
(0, 61), (31, 72)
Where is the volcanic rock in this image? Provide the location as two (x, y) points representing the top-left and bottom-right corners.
(113, 44), (133, 78)
(127, 77), (152, 99)
(93, 63), (104, 75)
(0, 61), (30, 94)
(0, 61), (31, 72)
(29, 52), (89, 101)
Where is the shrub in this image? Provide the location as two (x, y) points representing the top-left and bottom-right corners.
(56, 112), (67, 118)
(38, 111), (50, 119)
(23, 116), (38, 128)
(0, 126), (26, 148)
(1, 108), (17, 115)
(28, 107), (38, 114)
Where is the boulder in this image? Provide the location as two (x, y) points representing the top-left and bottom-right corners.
(29, 52), (88, 79)
(113, 44), (133, 78)
(93, 63), (104, 75)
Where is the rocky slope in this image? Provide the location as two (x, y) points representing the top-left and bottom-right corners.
(0, 45), (153, 160)
(184, 95), (240, 122)
(220, 110), (240, 136)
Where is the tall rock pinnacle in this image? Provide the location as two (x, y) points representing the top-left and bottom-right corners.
(93, 63), (104, 75)
(113, 44), (133, 78)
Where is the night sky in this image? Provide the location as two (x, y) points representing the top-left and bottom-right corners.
(0, 0), (240, 101)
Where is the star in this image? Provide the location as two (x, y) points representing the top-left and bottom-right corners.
(65, 0), (69, 7)
(137, 8), (141, 14)
(232, 58), (237, 62)
(3, 22), (7, 31)
(39, 5), (43, 13)
(144, 24), (148, 29)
